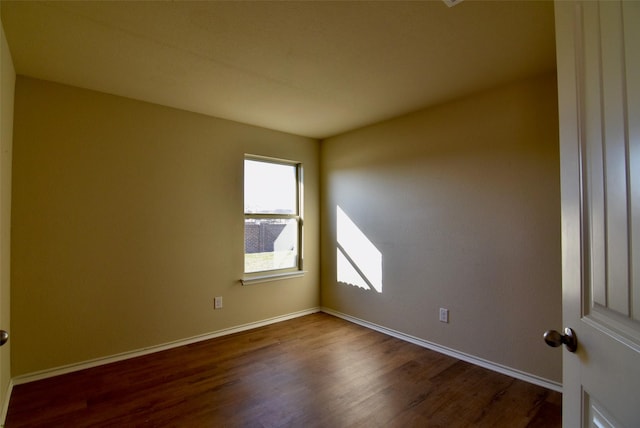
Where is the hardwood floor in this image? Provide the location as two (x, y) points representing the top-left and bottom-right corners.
(5, 313), (561, 427)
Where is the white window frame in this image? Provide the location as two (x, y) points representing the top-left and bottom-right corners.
(241, 155), (304, 285)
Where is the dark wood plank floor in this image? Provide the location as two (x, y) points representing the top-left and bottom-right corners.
(6, 313), (561, 427)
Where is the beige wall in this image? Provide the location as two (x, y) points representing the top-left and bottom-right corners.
(10, 71), (561, 384)
(0, 18), (14, 411)
(321, 73), (562, 383)
(11, 77), (320, 376)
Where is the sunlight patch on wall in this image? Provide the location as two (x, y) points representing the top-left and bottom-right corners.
(336, 206), (382, 293)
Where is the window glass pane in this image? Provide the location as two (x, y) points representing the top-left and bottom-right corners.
(245, 218), (298, 273)
(244, 160), (297, 214)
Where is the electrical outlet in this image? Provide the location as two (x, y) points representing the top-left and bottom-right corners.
(214, 296), (223, 309)
(439, 308), (449, 323)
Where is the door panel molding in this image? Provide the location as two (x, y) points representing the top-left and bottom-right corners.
(556, 1), (640, 426)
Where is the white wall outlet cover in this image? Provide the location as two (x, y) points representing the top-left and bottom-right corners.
(439, 308), (449, 323)
(442, 0), (464, 8)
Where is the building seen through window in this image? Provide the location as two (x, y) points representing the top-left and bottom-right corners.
(244, 157), (302, 274)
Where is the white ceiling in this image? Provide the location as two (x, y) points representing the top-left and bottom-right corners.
(0, 0), (556, 139)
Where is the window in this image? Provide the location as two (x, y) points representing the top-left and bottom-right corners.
(244, 156), (303, 275)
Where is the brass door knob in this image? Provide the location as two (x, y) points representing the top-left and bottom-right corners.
(0, 330), (7, 346)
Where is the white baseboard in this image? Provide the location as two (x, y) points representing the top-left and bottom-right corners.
(12, 307), (320, 386)
(0, 379), (13, 427)
(9, 305), (561, 397)
(321, 307), (563, 393)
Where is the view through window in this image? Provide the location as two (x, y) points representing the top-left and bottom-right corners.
(244, 157), (302, 274)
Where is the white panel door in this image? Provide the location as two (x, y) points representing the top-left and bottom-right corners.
(555, 1), (640, 426)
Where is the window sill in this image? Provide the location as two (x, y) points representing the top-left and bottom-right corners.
(240, 271), (307, 286)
